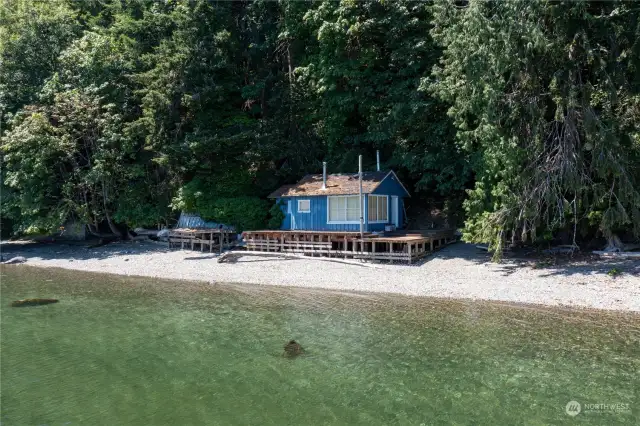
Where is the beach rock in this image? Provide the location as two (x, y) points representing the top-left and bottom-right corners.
(133, 228), (159, 236)
(283, 340), (304, 357)
(11, 298), (58, 307)
(2, 256), (27, 264)
(156, 228), (170, 242)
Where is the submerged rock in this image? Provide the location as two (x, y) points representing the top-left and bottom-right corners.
(2, 256), (27, 264)
(11, 298), (59, 307)
(283, 340), (304, 357)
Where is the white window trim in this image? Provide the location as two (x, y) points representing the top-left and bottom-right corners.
(368, 194), (389, 223)
(297, 199), (311, 213)
(327, 195), (362, 224)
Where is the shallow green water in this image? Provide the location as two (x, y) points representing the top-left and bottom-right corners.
(1, 266), (638, 425)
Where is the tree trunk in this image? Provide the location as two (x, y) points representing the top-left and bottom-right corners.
(105, 212), (123, 239)
(101, 178), (123, 239)
(87, 224), (119, 239)
(604, 234), (624, 252)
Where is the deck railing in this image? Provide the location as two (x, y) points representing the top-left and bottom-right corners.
(242, 230), (454, 264)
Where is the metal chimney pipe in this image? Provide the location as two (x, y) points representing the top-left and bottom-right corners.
(359, 155), (364, 238)
(322, 162), (327, 190)
(376, 150), (380, 172)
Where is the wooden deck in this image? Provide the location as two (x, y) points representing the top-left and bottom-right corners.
(242, 229), (455, 263)
(169, 228), (237, 253)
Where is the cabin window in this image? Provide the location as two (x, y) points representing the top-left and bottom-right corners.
(297, 199), (310, 213)
(368, 195), (388, 223)
(328, 196), (360, 223)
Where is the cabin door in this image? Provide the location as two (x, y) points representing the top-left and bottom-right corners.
(392, 196), (400, 228)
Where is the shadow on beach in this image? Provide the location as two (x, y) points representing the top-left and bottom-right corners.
(0, 239), (171, 263)
(406, 241), (639, 278)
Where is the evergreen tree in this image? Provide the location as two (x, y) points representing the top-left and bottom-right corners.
(431, 0), (640, 253)
(1, 0), (637, 247)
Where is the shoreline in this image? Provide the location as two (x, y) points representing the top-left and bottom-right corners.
(1, 240), (639, 312)
(7, 263), (640, 319)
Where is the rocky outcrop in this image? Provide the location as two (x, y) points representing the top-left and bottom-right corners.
(11, 298), (58, 307)
(283, 340), (304, 357)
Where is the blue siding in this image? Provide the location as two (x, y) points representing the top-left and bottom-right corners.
(278, 196), (361, 231)
(371, 172), (410, 197)
(272, 172), (409, 231)
(278, 200), (291, 230)
(276, 194), (405, 231)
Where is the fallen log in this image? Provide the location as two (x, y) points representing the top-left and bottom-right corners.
(593, 251), (640, 258)
(11, 298), (59, 307)
(132, 228), (159, 236)
(544, 244), (579, 254)
(2, 256), (27, 264)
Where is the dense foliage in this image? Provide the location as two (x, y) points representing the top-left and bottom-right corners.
(1, 0), (638, 248)
(430, 0), (640, 250)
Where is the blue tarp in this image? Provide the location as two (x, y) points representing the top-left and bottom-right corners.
(176, 213), (233, 230)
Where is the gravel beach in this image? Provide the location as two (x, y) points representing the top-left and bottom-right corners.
(1, 240), (638, 312)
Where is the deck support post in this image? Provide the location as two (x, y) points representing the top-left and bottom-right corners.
(344, 236), (348, 259)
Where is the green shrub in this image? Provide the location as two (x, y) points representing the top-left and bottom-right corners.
(172, 178), (285, 232)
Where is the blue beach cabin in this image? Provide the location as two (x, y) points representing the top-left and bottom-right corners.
(268, 170), (410, 232)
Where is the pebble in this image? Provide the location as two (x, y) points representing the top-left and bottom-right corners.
(1, 241), (638, 311)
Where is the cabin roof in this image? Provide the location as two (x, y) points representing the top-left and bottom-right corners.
(268, 170), (409, 198)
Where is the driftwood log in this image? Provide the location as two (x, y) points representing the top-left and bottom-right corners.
(2, 256), (27, 264)
(11, 298), (59, 307)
